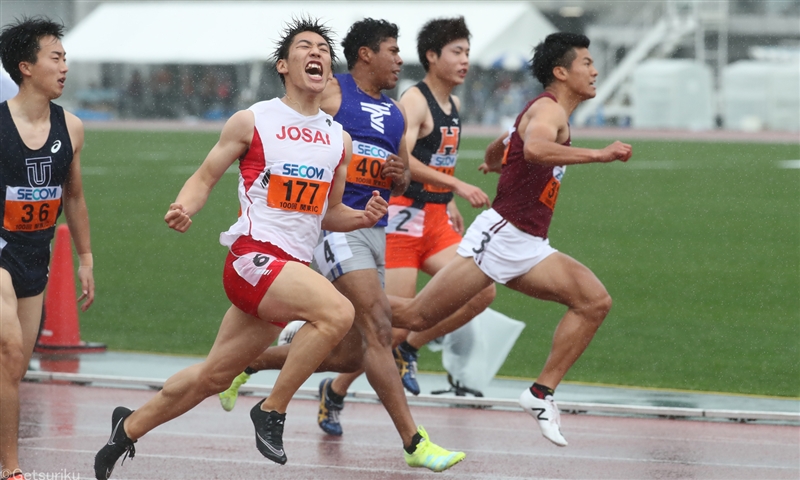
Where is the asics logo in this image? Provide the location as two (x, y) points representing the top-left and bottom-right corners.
(530, 407), (548, 421)
(256, 432), (284, 457)
(51, 140), (62, 153)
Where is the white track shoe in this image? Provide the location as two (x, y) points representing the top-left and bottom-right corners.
(519, 389), (568, 446)
(277, 320), (306, 346)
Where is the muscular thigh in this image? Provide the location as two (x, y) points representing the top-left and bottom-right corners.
(421, 243), (459, 277)
(0, 268), (42, 361)
(506, 252), (607, 306)
(0, 268), (22, 343)
(257, 261), (351, 324)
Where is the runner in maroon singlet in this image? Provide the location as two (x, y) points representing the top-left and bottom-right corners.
(391, 32), (632, 448)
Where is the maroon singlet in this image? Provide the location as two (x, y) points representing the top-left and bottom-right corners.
(491, 92), (571, 239)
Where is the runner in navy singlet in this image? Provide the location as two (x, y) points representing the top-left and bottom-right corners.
(392, 33), (632, 448)
(0, 18), (95, 479)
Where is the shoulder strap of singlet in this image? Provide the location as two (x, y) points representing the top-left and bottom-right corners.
(415, 81), (457, 117)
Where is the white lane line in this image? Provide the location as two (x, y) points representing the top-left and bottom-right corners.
(19, 446), (527, 478)
(20, 445), (797, 472)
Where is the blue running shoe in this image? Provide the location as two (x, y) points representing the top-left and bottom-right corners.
(394, 344), (420, 395)
(317, 378), (344, 436)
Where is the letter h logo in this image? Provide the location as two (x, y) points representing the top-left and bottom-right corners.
(436, 127), (460, 155)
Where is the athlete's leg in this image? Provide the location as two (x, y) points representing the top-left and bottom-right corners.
(332, 268), (418, 446)
(391, 255), (494, 332)
(124, 262), (353, 439)
(505, 252), (611, 388)
(385, 267), (417, 343)
(256, 263), (353, 412)
(0, 269), (42, 476)
(404, 245), (496, 348)
(247, 325), (363, 373)
(124, 305), (281, 439)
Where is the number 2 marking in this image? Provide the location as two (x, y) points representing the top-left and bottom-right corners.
(394, 209), (412, 232)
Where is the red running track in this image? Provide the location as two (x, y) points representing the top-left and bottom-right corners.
(17, 382), (799, 479)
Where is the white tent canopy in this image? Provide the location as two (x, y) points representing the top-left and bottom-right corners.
(62, 1), (557, 69)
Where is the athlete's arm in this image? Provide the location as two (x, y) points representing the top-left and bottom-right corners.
(322, 131), (388, 232)
(62, 111), (94, 311)
(400, 87), (489, 208)
(479, 131), (508, 174)
(521, 99), (632, 166)
(165, 109), (253, 233)
(383, 100), (411, 196)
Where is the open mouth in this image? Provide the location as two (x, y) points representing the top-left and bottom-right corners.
(58, 78), (66, 87)
(305, 62), (323, 79)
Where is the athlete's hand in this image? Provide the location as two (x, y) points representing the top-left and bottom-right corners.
(381, 153), (405, 181)
(362, 191), (389, 227)
(478, 160), (502, 174)
(597, 141), (632, 163)
(453, 180), (490, 208)
(381, 154), (409, 195)
(165, 203), (192, 232)
(447, 200), (464, 235)
(76, 266), (95, 312)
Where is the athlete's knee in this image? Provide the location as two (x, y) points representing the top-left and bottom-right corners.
(317, 295), (355, 338)
(358, 300), (394, 348)
(0, 337), (27, 383)
(197, 365), (240, 395)
(581, 289), (612, 325)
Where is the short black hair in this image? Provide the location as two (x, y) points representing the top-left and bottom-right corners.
(416, 16), (470, 72)
(272, 16), (337, 86)
(0, 16), (65, 85)
(341, 18), (399, 71)
(531, 32), (590, 88)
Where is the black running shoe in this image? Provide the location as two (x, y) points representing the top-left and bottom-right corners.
(94, 406), (136, 479)
(250, 399), (287, 465)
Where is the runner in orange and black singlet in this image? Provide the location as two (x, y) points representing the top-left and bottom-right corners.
(385, 81), (463, 269)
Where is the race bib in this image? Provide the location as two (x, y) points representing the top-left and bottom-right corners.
(346, 141), (393, 190)
(313, 232), (353, 276)
(267, 172), (330, 215)
(386, 205), (424, 237)
(423, 153), (458, 193)
(232, 252), (277, 287)
(3, 186), (62, 232)
(539, 166), (565, 211)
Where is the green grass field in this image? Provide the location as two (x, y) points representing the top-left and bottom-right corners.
(70, 130), (799, 397)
